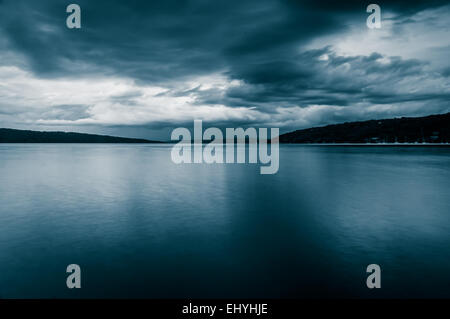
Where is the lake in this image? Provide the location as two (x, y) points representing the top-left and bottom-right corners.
(0, 144), (449, 298)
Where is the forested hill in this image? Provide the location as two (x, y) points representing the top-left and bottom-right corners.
(279, 113), (450, 144)
(2, 113), (450, 144)
(0, 128), (160, 143)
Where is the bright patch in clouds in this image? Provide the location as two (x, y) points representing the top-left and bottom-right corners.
(308, 5), (450, 68)
(0, 66), (259, 126)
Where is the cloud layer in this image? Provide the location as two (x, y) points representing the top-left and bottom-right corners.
(0, 0), (449, 138)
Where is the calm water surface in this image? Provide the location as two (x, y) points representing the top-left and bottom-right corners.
(0, 144), (449, 298)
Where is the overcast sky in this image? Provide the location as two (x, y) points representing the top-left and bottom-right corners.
(0, 0), (449, 139)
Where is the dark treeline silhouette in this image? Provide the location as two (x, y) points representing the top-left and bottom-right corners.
(280, 113), (450, 144)
(2, 112), (449, 144)
(0, 128), (160, 143)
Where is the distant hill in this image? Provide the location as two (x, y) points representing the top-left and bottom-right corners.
(3, 113), (450, 144)
(280, 113), (450, 144)
(0, 128), (160, 143)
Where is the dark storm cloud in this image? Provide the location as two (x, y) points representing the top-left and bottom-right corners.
(442, 67), (450, 77)
(0, 0), (449, 135)
(0, 0), (447, 80)
(194, 47), (449, 112)
(156, 44), (449, 114)
(6, 0), (444, 81)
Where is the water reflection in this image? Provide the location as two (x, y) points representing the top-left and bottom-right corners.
(0, 144), (449, 298)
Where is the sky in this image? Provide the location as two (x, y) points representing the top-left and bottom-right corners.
(0, 0), (449, 140)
